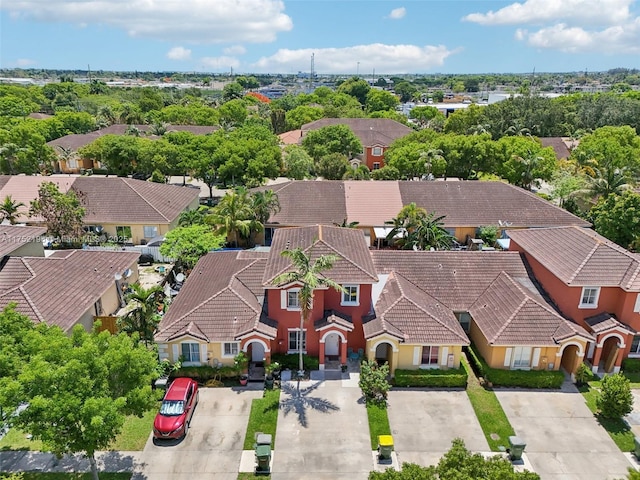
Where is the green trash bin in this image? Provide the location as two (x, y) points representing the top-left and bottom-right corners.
(634, 436), (640, 459)
(508, 436), (526, 461)
(255, 444), (271, 474)
(378, 435), (394, 460)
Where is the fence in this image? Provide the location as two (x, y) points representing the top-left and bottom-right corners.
(82, 244), (173, 263)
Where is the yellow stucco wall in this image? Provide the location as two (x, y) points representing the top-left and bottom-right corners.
(158, 338), (237, 368)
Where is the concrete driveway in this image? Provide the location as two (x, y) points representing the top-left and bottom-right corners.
(134, 386), (263, 480)
(270, 376), (372, 480)
(496, 387), (631, 480)
(387, 389), (490, 467)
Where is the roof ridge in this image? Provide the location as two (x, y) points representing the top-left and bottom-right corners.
(121, 178), (170, 222)
(569, 242), (599, 283)
(491, 297), (528, 343)
(228, 276), (261, 315)
(19, 285), (46, 323)
(158, 285), (231, 335)
(307, 236), (378, 282)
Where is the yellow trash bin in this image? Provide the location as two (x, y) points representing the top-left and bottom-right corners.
(378, 435), (394, 460)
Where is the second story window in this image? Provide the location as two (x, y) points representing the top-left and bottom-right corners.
(341, 285), (359, 306)
(287, 290), (300, 309)
(372, 147), (383, 156)
(579, 287), (600, 309)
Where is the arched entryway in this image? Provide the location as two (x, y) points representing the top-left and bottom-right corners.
(601, 336), (621, 373)
(560, 344), (580, 374)
(245, 339), (267, 363)
(375, 342), (393, 369)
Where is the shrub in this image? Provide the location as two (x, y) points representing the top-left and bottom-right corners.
(359, 360), (391, 405)
(623, 358), (640, 373)
(394, 368), (467, 388)
(597, 373), (634, 419)
(467, 344), (564, 389)
(270, 353), (319, 371)
(171, 365), (237, 382)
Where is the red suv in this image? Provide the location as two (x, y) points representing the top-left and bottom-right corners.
(153, 377), (199, 440)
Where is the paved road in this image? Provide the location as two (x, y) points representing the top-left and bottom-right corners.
(133, 385), (263, 480)
(270, 374), (372, 480)
(387, 388), (490, 467)
(496, 386), (631, 480)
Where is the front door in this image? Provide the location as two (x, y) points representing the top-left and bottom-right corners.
(325, 333), (339, 356)
(251, 342), (265, 362)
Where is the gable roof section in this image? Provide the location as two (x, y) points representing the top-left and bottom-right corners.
(260, 181), (589, 229)
(508, 226), (640, 290)
(398, 181), (590, 228)
(0, 225), (47, 257)
(469, 272), (594, 345)
(263, 225), (378, 286)
(364, 272), (469, 345)
(372, 250), (530, 311)
(156, 251), (276, 342)
(300, 118), (412, 147)
(0, 250), (139, 332)
(0, 176), (75, 223)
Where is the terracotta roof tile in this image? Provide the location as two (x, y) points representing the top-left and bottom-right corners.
(469, 272), (594, 345)
(265, 181), (347, 226)
(345, 181), (404, 226)
(300, 118), (412, 147)
(0, 225), (47, 257)
(365, 272), (469, 344)
(263, 225), (378, 286)
(372, 250), (530, 310)
(0, 250), (139, 331)
(585, 313), (636, 334)
(508, 226), (640, 289)
(314, 310), (354, 331)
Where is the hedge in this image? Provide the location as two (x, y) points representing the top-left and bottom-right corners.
(623, 358), (640, 373)
(466, 344), (564, 389)
(270, 354), (320, 371)
(170, 365), (237, 382)
(394, 367), (468, 388)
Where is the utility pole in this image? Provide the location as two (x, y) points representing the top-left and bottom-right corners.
(309, 53), (314, 93)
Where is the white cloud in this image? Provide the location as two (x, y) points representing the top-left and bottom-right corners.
(3, 0), (292, 44)
(523, 18), (640, 53)
(253, 44), (458, 74)
(223, 45), (247, 55)
(464, 0), (632, 26)
(16, 58), (36, 66)
(201, 56), (241, 71)
(166, 46), (191, 60)
(388, 7), (406, 20)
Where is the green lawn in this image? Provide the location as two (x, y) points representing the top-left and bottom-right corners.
(0, 474), (131, 479)
(365, 402), (391, 450)
(462, 356), (515, 452)
(579, 383), (635, 452)
(243, 389), (280, 450)
(0, 410), (154, 452)
(237, 474), (270, 480)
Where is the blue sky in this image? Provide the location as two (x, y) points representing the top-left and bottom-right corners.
(1, 0), (639, 74)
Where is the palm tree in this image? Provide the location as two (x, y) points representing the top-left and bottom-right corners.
(207, 188), (255, 247)
(117, 284), (163, 346)
(333, 218), (360, 228)
(0, 142), (26, 175)
(178, 206), (209, 227)
(0, 195), (26, 224)
(584, 162), (631, 200)
(512, 150), (545, 190)
(272, 248), (344, 375)
(385, 203), (452, 250)
(251, 190), (280, 226)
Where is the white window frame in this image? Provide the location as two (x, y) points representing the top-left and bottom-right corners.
(579, 287), (600, 309)
(287, 289), (300, 310)
(143, 225), (158, 239)
(287, 329), (307, 354)
(630, 335), (640, 357)
(372, 162), (381, 170)
(223, 342), (239, 357)
(512, 346), (532, 370)
(67, 158), (79, 169)
(181, 342), (201, 365)
(420, 345), (440, 367)
(341, 284), (360, 306)
(372, 147), (383, 156)
(634, 293), (640, 313)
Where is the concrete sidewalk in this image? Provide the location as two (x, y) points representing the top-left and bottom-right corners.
(0, 450), (143, 473)
(270, 374), (372, 480)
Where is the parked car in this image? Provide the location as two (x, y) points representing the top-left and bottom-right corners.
(138, 253), (154, 265)
(153, 377), (199, 440)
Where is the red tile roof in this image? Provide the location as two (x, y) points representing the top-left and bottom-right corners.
(0, 250), (139, 332)
(365, 272), (469, 345)
(263, 225), (378, 286)
(469, 272), (594, 346)
(0, 225), (47, 257)
(300, 118), (412, 147)
(0, 176), (200, 225)
(260, 180), (589, 229)
(508, 226), (640, 289)
(156, 251), (276, 342)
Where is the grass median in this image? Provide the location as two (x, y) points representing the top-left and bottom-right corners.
(365, 401), (392, 450)
(462, 355), (515, 452)
(243, 389), (280, 450)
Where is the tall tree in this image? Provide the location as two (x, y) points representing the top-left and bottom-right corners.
(385, 203), (453, 250)
(1, 321), (158, 480)
(251, 189), (280, 226)
(301, 124), (363, 161)
(118, 284), (164, 346)
(159, 224), (225, 269)
(590, 190), (640, 251)
(29, 182), (85, 245)
(0, 195), (26, 224)
(272, 248), (344, 374)
(207, 188), (256, 247)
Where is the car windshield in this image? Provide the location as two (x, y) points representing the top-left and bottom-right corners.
(159, 400), (185, 416)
